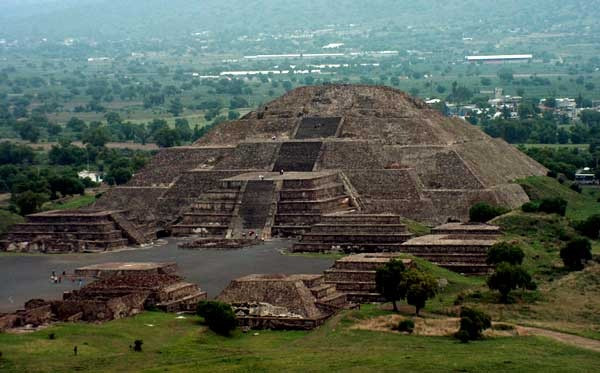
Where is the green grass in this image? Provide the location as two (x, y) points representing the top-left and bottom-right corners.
(0, 310), (599, 372)
(0, 209), (24, 235)
(42, 194), (96, 211)
(516, 176), (600, 221)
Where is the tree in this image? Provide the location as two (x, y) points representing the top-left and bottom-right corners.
(196, 301), (237, 336)
(574, 214), (600, 239)
(14, 191), (49, 215)
(66, 117), (87, 132)
(17, 121), (41, 143)
(82, 126), (111, 147)
(560, 238), (592, 270)
(48, 174), (85, 199)
(469, 202), (508, 222)
(153, 127), (181, 148)
(487, 263), (533, 303)
(228, 110), (240, 121)
(538, 197), (567, 216)
(486, 242), (525, 266)
(105, 167), (132, 185)
(455, 307), (491, 343)
(497, 68), (514, 82)
(375, 259), (407, 312)
(229, 96), (248, 109)
(403, 269), (437, 316)
(174, 118), (192, 142)
(168, 98), (183, 117)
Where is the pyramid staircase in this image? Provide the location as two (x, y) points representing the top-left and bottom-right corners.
(272, 172), (355, 237)
(171, 179), (243, 238)
(300, 275), (353, 314)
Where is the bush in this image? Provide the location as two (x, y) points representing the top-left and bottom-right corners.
(538, 197), (567, 216)
(546, 170), (557, 178)
(455, 307), (491, 343)
(469, 202), (508, 223)
(560, 237), (592, 270)
(133, 339), (143, 352)
(486, 242), (525, 266)
(569, 183), (582, 193)
(48, 333), (56, 340)
(197, 301), (237, 336)
(395, 319), (415, 333)
(521, 201), (540, 213)
(574, 214), (600, 239)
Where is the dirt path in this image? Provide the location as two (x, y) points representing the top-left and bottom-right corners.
(515, 325), (600, 353)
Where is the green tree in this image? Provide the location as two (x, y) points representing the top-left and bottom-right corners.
(174, 118), (192, 142)
(153, 127), (181, 148)
(196, 301), (237, 336)
(168, 98), (183, 117)
(14, 191), (49, 215)
(403, 269), (437, 316)
(487, 263), (533, 303)
(455, 307), (491, 343)
(560, 238), (592, 270)
(375, 259), (407, 312)
(469, 202), (508, 222)
(497, 68), (514, 82)
(486, 242), (525, 266)
(82, 126), (111, 147)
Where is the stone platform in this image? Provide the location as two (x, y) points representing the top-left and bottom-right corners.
(289, 213), (413, 253)
(74, 262), (178, 279)
(323, 254), (413, 303)
(0, 262), (207, 331)
(217, 273), (353, 330)
(1, 209), (146, 253)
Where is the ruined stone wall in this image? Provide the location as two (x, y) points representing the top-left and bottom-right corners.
(213, 142), (279, 170)
(128, 147), (232, 187)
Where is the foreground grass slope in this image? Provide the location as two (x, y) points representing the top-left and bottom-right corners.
(0, 310), (599, 373)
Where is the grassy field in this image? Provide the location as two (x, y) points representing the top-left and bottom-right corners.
(1, 308), (599, 373)
(42, 194), (97, 211)
(517, 176), (600, 221)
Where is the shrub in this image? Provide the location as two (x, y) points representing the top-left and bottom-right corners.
(133, 339), (143, 352)
(455, 307), (491, 343)
(48, 333), (56, 340)
(546, 170), (557, 178)
(197, 301), (237, 336)
(538, 197), (567, 216)
(521, 201), (540, 213)
(569, 183), (582, 193)
(486, 242), (525, 266)
(487, 263), (533, 303)
(469, 202), (508, 223)
(574, 214), (600, 239)
(560, 237), (592, 270)
(395, 319), (415, 333)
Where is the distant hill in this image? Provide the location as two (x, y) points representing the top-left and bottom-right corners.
(0, 0), (596, 40)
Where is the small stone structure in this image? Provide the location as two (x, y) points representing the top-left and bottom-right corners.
(74, 261), (178, 278)
(292, 222), (500, 275)
(0, 262), (206, 331)
(323, 254), (413, 302)
(0, 210), (146, 253)
(218, 274), (351, 330)
(290, 213), (413, 252)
